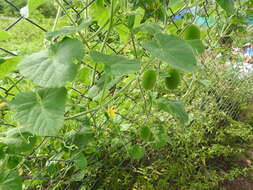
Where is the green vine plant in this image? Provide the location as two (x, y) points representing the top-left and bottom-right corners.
(0, 0), (253, 189)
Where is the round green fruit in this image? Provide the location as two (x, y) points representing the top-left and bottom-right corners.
(165, 69), (180, 90)
(183, 24), (201, 40)
(142, 70), (157, 90)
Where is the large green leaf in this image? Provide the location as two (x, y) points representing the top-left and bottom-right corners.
(90, 51), (140, 76)
(46, 18), (92, 41)
(216, 0), (234, 14)
(0, 170), (22, 190)
(10, 88), (67, 136)
(156, 98), (189, 124)
(143, 33), (197, 72)
(0, 57), (20, 80)
(2, 128), (37, 153)
(19, 37), (84, 87)
(187, 40), (205, 55)
(0, 30), (11, 41)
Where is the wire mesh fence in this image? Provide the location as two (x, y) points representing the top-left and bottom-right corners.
(1, 0), (253, 189)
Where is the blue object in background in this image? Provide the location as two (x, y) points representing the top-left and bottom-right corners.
(246, 48), (253, 56)
(172, 9), (190, 21)
(195, 16), (216, 27)
(172, 8), (216, 27)
(245, 17), (253, 25)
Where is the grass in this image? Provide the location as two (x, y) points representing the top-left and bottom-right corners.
(0, 15), (54, 56)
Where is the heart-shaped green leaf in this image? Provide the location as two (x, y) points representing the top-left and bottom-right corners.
(156, 98), (189, 124)
(90, 51), (140, 76)
(143, 33), (197, 72)
(19, 37), (84, 87)
(10, 87), (67, 136)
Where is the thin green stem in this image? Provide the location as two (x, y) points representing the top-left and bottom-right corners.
(55, 0), (90, 49)
(52, 5), (61, 31)
(130, 30), (138, 58)
(66, 78), (135, 120)
(91, 0), (115, 85)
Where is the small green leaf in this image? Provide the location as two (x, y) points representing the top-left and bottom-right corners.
(156, 98), (189, 124)
(2, 128), (36, 153)
(0, 30), (11, 41)
(6, 156), (22, 169)
(87, 85), (100, 99)
(0, 57), (20, 80)
(129, 145), (145, 160)
(115, 24), (129, 43)
(90, 51), (140, 76)
(72, 127), (94, 148)
(46, 18), (92, 41)
(216, 0), (234, 14)
(139, 126), (152, 141)
(19, 37), (84, 87)
(10, 87), (67, 136)
(0, 170), (22, 190)
(70, 171), (86, 181)
(143, 33), (197, 72)
(77, 67), (91, 85)
(90, 0), (109, 27)
(72, 151), (87, 170)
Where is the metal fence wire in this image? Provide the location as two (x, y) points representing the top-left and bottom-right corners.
(1, 0), (253, 189)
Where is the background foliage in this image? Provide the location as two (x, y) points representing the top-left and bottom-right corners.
(0, 0), (253, 189)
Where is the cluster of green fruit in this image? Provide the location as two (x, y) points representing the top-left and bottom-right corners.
(142, 24), (201, 91)
(142, 68), (181, 90)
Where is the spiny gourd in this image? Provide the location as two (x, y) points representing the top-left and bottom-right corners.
(183, 24), (201, 40)
(142, 69), (157, 90)
(165, 69), (180, 90)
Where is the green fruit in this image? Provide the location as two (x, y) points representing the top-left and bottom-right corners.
(165, 69), (180, 90)
(183, 25), (201, 40)
(142, 70), (157, 90)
